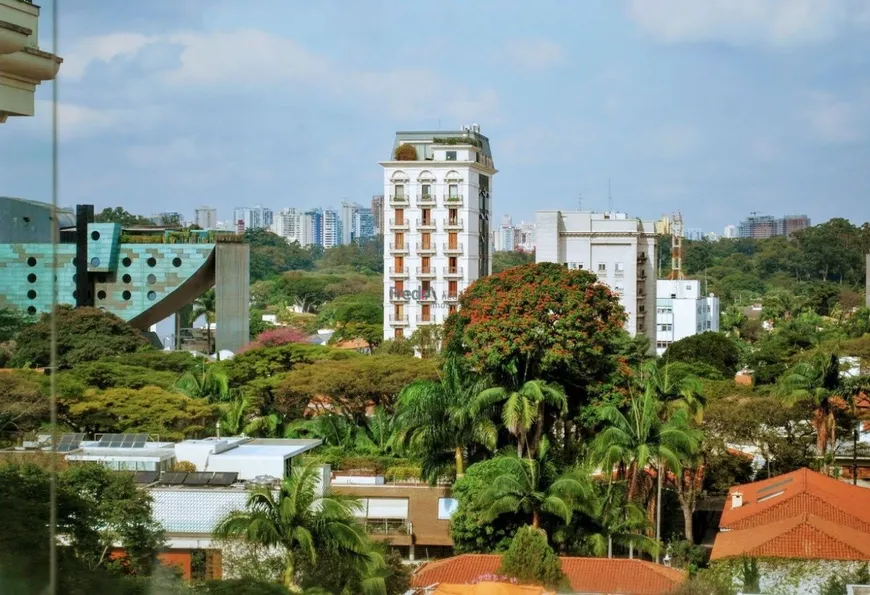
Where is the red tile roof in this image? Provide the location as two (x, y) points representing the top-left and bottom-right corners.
(713, 467), (870, 561)
(410, 554), (685, 595)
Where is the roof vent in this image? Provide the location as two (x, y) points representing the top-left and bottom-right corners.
(731, 490), (743, 509)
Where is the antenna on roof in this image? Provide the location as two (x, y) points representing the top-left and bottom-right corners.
(578, 193), (583, 211)
(608, 178), (613, 212)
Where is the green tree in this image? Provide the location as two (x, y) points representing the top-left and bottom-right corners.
(318, 294), (382, 327)
(477, 445), (593, 531)
(192, 289), (216, 354)
(330, 323), (384, 351)
(394, 356), (497, 481)
(491, 250), (535, 274)
(0, 369), (48, 434)
(214, 460), (384, 593)
(575, 484), (656, 558)
(499, 526), (565, 590)
(244, 229), (316, 282)
(94, 207), (152, 226)
(473, 379), (567, 458)
(819, 562), (870, 595)
(10, 306), (149, 369)
(66, 361), (178, 390)
(0, 306), (29, 343)
(662, 332), (741, 378)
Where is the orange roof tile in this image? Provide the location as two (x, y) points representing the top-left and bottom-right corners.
(711, 514), (870, 561)
(720, 467), (870, 532)
(410, 554), (685, 595)
(434, 582), (552, 595)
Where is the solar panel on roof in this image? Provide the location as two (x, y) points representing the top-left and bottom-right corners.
(132, 434), (148, 447)
(159, 472), (188, 485)
(208, 472), (239, 486)
(757, 477), (793, 495)
(183, 472), (214, 485)
(56, 433), (85, 452)
(120, 434), (136, 448)
(133, 471), (159, 484)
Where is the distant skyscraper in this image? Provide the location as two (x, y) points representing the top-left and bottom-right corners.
(233, 205), (273, 231)
(518, 221), (536, 252)
(738, 213), (809, 239)
(322, 209), (340, 248)
(307, 209), (323, 246)
(354, 208), (375, 241)
(271, 208), (312, 245)
(339, 201), (358, 245)
(371, 195), (384, 234)
(723, 224), (737, 239)
(194, 206), (217, 229)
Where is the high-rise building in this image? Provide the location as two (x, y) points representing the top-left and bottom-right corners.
(371, 195), (384, 234)
(233, 205), (274, 232)
(194, 206), (217, 229)
(339, 201), (358, 245)
(306, 209), (323, 246)
(322, 209), (341, 249)
(381, 124), (496, 341)
(536, 210), (657, 347)
(655, 280), (719, 355)
(271, 208), (312, 245)
(723, 224), (737, 239)
(738, 213), (809, 239)
(517, 221), (536, 252)
(354, 208), (375, 242)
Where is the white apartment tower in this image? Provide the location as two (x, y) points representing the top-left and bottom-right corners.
(655, 280), (720, 355)
(381, 125), (496, 341)
(194, 206), (217, 229)
(322, 209), (341, 249)
(271, 208), (312, 246)
(535, 210), (658, 347)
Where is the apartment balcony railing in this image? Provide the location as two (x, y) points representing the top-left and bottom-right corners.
(444, 194), (463, 206)
(416, 266), (437, 277)
(416, 315), (436, 324)
(418, 289), (437, 302)
(362, 519), (409, 535)
(389, 194), (409, 206)
(416, 218), (437, 231)
(416, 242), (437, 254)
(389, 218), (409, 230)
(417, 193), (437, 206)
(443, 242), (464, 254)
(388, 315), (409, 325)
(389, 290), (409, 302)
(388, 266), (409, 278)
(445, 293), (460, 302)
(443, 217), (464, 230)
(389, 242), (409, 253)
(443, 266), (463, 277)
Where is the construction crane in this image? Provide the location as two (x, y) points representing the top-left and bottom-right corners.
(668, 212), (684, 280)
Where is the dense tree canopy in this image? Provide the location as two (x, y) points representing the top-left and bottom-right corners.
(662, 332), (741, 377)
(244, 229), (316, 282)
(11, 306), (150, 369)
(492, 250), (535, 273)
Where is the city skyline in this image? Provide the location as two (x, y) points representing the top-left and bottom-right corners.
(3, 1), (870, 232)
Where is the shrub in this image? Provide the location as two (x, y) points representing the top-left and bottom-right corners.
(662, 332), (741, 377)
(242, 327), (308, 352)
(172, 461), (197, 473)
(384, 466), (422, 482)
(499, 526), (565, 589)
(394, 143), (418, 161)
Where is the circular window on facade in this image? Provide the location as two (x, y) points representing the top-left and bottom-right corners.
(97, 290), (107, 300)
(91, 230), (100, 240)
(27, 257), (37, 267)
(146, 257), (157, 267)
(122, 290), (132, 300)
(27, 306), (37, 315)
(122, 257), (132, 267)
(146, 274), (157, 285)
(27, 273), (37, 283)
(147, 291), (157, 301)
(72, 290), (78, 300)
(90, 257), (101, 267)
(122, 274), (132, 283)
(27, 289), (37, 299)
(172, 257), (182, 267)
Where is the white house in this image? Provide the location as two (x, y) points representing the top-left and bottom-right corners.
(655, 279), (720, 355)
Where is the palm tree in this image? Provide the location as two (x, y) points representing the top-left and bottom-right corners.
(192, 288), (217, 354)
(355, 406), (396, 456)
(394, 356), (497, 481)
(643, 361), (707, 423)
(581, 484), (657, 559)
(174, 362), (233, 403)
(286, 413), (358, 450)
(473, 379), (568, 458)
(777, 351), (844, 468)
(720, 306), (747, 338)
(214, 460), (384, 593)
(477, 442), (593, 531)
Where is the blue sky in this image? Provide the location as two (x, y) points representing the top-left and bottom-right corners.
(3, 0), (870, 233)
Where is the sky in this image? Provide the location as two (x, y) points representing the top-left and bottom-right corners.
(2, 0), (870, 234)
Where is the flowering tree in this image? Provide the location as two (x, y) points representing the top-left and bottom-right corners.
(241, 327), (308, 353)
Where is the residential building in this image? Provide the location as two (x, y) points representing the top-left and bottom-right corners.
(704, 231), (720, 242)
(738, 213), (810, 239)
(0, 0), (63, 122)
(655, 279), (719, 355)
(194, 206), (217, 229)
(306, 209), (323, 247)
(723, 224), (737, 238)
(410, 555), (685, 594)
(517, 221), (536, 252)
(339, 201), (357, 245)
(380, 125), (496, 342)
(270, 207), (311, 245)
(354, 207), (376, 242)
(232, 205), (273, 232)
(322, 208), (341, 248)
(492, 216), (518, 252)
(712, 468), (870, 594)
(371, 195), (384, 234)
(535, 210), (657, 346)
(684, 227), (704, 241)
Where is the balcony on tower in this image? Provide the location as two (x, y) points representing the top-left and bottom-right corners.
(417, 193), (437, 206)
(443, 217), (464, 231)
(416, 265), (436, 278)
(388, 266), (409, 278)
(389, 242), (409, 254)
(388, 314), (409, 326)
(443, 242), (463, 255)
(416, 218), (437, 231)
(389, 193), (409, 206)
(416, 242), (437, 255)
(443, 194), (463, 207)
(389, 217), (409, 231)
(443, 266), (463, 278)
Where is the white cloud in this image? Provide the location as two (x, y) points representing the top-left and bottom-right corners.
(799, 90), (870, 144)
(625, 0), (870, 48)
(66, 29), (500, 123)
(501, 38), (565, 71)
(61, 33), (158, 80)
(10, 100), (124, 141)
